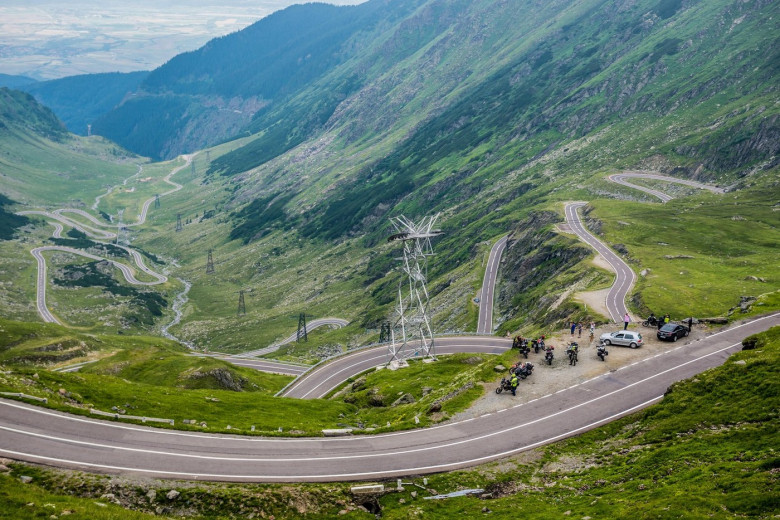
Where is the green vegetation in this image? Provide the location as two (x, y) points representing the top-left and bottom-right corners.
(0, 194), (29, 240)
(0, 319), (509, 435)
(1, 326), (776, 519)
(588, 188), (780, 318)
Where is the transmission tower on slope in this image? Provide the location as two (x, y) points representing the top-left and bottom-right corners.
(297, 313), (311, 342)
(206, 249), (215, 274)
(154, 194), (160, 208)
(115, 209), (129, 246)
(237, 290), (246, 316)
(175, 213), (183, 232)
(386, 214), (443, 367)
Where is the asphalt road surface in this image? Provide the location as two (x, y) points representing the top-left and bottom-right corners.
(564, 202), (634, 323)
(607, 172), (726, 202)
(280, 336), (512, 399)
(477, 235), (508, 334)
(1, 313), (775, 482)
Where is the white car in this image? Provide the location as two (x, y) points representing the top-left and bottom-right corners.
(599, 330), (643, 348)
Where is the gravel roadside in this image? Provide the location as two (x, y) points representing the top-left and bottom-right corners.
(448, 322), (707, 421)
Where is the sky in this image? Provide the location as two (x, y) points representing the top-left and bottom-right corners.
(0, 1), (366, 80)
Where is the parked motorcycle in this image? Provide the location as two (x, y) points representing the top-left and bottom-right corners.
(519, 342), (531, 358)
(495, 377), (513, 394)
(544, 345), (555, 365)
(567, 342), (579, 366)
(642, 315), (659, 327)
(596, 341), (609, 361)
(511, 361), (534, 379)
(531, 338), (540, 354)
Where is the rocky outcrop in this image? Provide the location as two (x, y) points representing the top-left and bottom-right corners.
(496, 211), (591, 330)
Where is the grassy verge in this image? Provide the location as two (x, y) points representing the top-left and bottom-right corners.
(0, 319), (509, 435)
(587, 187), (779, 320)
(1, 326), (776, 519)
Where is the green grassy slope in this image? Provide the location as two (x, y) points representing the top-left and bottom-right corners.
(1, 325), (776, 519)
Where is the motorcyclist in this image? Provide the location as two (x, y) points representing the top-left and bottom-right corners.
(510, 373), (519, 396)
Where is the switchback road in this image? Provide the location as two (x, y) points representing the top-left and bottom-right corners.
(477, 235), (508, 334)
(21, 156), (191, 325)
(0, 313), (775, 482)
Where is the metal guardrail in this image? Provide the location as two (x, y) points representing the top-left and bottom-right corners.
(89, 408), (174, 425)
(0, 392), (48, 403)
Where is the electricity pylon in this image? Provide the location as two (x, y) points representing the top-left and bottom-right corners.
(386, 214), (443, 366)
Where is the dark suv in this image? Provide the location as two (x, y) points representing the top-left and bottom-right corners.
(657, 323), (689, 342)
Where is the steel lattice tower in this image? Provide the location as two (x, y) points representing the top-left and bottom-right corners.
(386, 214), (443, 366)
(206, 250), (215, 274)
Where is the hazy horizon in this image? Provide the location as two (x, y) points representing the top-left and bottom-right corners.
(0, 0), (367, 81)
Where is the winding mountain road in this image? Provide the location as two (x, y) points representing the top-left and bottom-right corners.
(0, 313), (775, 482)
(564, 202), (634, 323)
(477, 235), (508, 334)
(607, 171), (726, 202)
(236, 318), (351, 358)
(1, 169), (756, 483)
(20, 157), (191, 325)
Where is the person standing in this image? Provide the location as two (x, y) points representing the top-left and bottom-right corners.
(577, 322), (583, 338)
(570, 321), (577, 335)
(623, 313), (630, 330)
(510, 373), (519, 396)
(664, 314), (670, 325)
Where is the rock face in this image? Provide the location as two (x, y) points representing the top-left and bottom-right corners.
(497, 211), (591, 330)
(391, 393), (415, 407)
(188, 368), (248, 392)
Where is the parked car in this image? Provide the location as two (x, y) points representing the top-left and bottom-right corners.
(599, 330), (643, 348)
(657, 323), (689, 342)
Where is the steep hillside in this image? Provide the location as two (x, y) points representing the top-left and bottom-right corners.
(91, 0), (427, 159)
(0, 88), (68, 143)
(21, 71), (148, 135)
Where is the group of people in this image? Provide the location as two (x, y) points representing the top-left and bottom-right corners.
(646, 312), (671, 328)
(569, 320), (596, 338)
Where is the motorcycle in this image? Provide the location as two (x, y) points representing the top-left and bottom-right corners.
(544, 346), (554, 365)
(531, 338), (540, 354)
(596, 341), (609, 361)
(642, 315), (659, 327)
(566, 342), (579, 366)
(495, 377), (514, 394)
(519, 342), (531, 358)
(511, 361), (534, 379)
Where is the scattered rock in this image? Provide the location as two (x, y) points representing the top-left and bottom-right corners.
(734, 360), (747, 365)
(398, 498), (405, 504)
(351, 377), (367, 392)
(462, 356), (482, 365)
(20, 475), (33, 483)
(744, 275), (766, 282)
(166, 489), (180, 500)
(421, 387), (433, 396)
(391, 393), (416, 407)
(146, 489), (156, 502)
(663, 254), (694, 259)
(494, 365), (506, 373)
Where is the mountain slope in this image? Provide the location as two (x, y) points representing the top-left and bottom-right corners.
(90, 0), (427, 160)
(21, 71), (148, 135)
